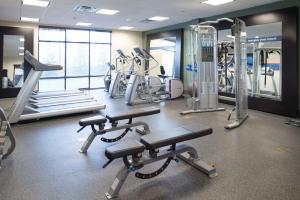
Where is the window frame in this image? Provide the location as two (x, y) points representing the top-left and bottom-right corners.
(38, 26), (112, 90)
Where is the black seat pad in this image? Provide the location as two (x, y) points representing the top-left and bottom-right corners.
(79, 115), (107, 126)
(140, 123), (212, 150)
(158, 75), (169, 79)
(105, 140), (145, 160)
(106, 107), (160, 122)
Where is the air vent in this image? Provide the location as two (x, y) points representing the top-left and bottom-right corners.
(74, 5), (98, 13)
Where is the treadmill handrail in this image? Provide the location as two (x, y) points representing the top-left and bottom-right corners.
(25, 50), (62, 71)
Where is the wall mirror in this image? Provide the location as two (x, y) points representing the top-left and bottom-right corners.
(218, 22), (282, 101)
(213, 7), (298, 117)
(0, 26), (34, 98)
(146, 29), (183, 80)
(2, 35), (25, 89)
(149, 37), (176, 77)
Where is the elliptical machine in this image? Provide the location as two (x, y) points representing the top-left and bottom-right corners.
(125, 47), (183, 105)
(125, 47), (160, 105)
(104, 63), (116, 92)
(109, 49), (134, 98)
(180, 22), (225, 115)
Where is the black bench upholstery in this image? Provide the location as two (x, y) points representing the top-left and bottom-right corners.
(105, 123), (212, 159)
(106, 107), (160, 122)
(105, 140), (145, 160)
(140, 124), (212, 150)
(79, 115), (107, 126)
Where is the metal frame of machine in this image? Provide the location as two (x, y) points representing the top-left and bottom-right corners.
(224, 18), (249, 129)
(109, 49), (133, 98)
(181, 23), (225, 115)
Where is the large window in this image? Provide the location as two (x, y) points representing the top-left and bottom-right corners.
(38, 27), (111, 91)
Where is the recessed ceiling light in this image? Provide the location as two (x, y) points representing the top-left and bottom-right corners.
(76, 22), (92, 26)
(96, 9), (119, 15)
(20, 17), (40, 22)
(22, 0), (50, 7)
(119, 26), (134, 30)
(19, 53), (24, 56)
(148, 16), (169, 21)
(19, 47), (25, 50)
(202, 0), (234, 6)
(20, 38), (25, 42)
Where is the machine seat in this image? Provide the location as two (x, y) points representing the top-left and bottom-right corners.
(79, 115), (107, 126)
(106, 107), (160, 122)
(140, 123), (212, 150)
(105, 140), (145, 160)
(158, 75), (169, 80)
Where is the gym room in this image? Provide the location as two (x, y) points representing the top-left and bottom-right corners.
(0, 0), (299, 199)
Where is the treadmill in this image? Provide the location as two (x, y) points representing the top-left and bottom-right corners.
(31, 89), (84, 99)
(8, 50), (106, 124)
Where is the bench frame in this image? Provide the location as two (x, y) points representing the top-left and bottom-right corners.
(79, 118), (150, 153)
(0, 108), (16, 169)
(105, 143), (217, 199)
(78, 107), (160, 153)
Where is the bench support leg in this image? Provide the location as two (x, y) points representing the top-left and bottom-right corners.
(135, 122), (150, 135)
(177, 147), (217, 178)
(80, 132), (97, 153)
(105, 165), (130, 199)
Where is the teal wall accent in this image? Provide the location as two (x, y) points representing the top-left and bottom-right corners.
(143, 0), (300, 112)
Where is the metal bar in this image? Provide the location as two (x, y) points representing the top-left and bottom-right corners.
(31, 98), (96, 108)
(79, 121), (150, 153)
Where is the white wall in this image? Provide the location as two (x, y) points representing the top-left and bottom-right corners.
(111, 30), (143, 74)
(111, 30), (142, 61)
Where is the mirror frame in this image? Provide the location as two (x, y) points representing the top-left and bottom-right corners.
(211, 7), (298, 117)
(0, 26), (34, 98)
(146, 29), (184, 80)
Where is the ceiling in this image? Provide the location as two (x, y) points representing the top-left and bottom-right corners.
(0, 0), (282, 31)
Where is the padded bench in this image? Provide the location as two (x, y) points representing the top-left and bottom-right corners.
(106, 140), (145, 160)
(78, 106), (161, 153)
(79, 115), (107, 126)
(104, 123), (216, 199)
(141, 124), (212, 150)
(106, 107), (160, 122)
(79, 106), (160, 127)
(105, 124), (212, 160)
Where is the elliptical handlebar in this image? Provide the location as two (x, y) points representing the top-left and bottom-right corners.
(132, 47), (159, 74)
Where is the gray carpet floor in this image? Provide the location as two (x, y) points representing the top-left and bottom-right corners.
(1, 90), (300, 200)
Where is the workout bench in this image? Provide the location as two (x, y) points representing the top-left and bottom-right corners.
(103, 123), (217, 199)
(77, 106), (160, 153)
